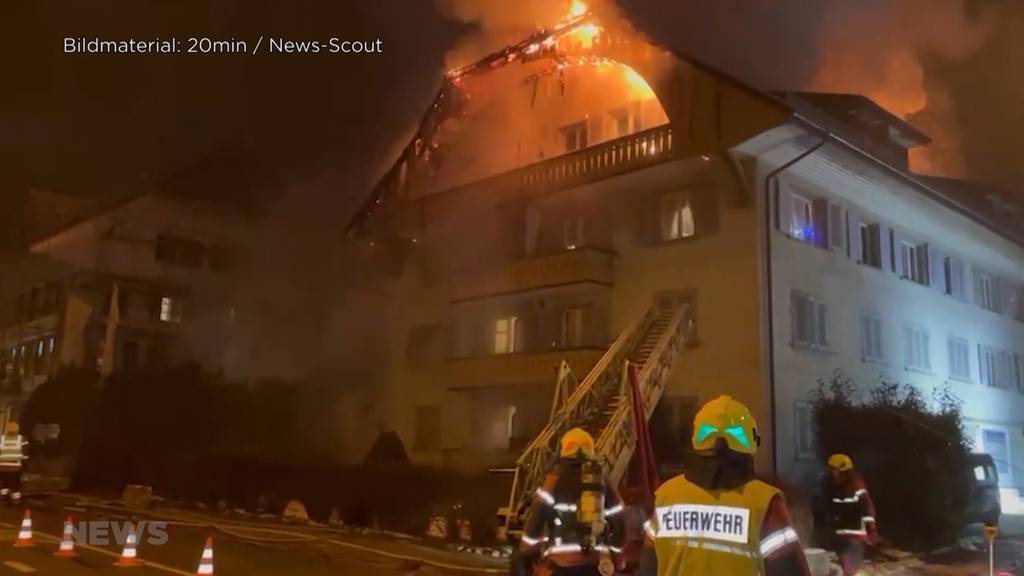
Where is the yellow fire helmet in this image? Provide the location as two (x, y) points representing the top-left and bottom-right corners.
(560, 427), (596, 459)
(827, 453), (854, 472)
(691, 395), (760, 456)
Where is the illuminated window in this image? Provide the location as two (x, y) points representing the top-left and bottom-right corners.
(791, 194), (814, 243)
(859, 314), (883, 362)
(903, 324), (931, 371)
(36, 340), (44, 357)
(608, 108), (631, 138)
(159, 297), (183, 323)
(561, 121), (588, 152)
(791, 291), (828, 350)
(562, 216), (585, 250)
(494, 316), (519, 354)
(660, 193), (695, 241)
(948, 336), (971, 381)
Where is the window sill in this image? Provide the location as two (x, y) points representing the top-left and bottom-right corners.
(856, 260), (883, 271)
(860, 356), (887, 367)
(790, 342), (833, 355)
(658, 234), (703, 246)
(948, 375), (973, 385)
(904, 366), (934, 376)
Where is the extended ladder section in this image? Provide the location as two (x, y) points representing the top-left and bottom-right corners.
(499, 302), (693, 535)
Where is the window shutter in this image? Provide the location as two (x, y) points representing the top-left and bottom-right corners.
(949, 258), (965, 299)
(879, 225), (892, 272)
(1002, 281), (1017, 318)
(692, 186), (719, 236)
(827, 203), (844, 251)
(811, 198), (829, 249)
(928, 247), (945, 292)
(848, 211), (863, 262)
(658, 194), (675, 241)
(776, 180), (793, 237)
(916, 244), (930, 285)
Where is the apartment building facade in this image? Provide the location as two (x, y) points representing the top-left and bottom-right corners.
(351, 29), (1024, 494)
(0, 193), (249, 422)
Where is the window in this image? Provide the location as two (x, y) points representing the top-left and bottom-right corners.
(155, 234), (204, 268)
(788, 193), (841, 250)
(903, 325), (931, 371)
(948, 336), (971, 381)
(36, 340), (44, 357)
(561, 307), (585, 348)
(48, 337), (55, 354)
(979, 272), (1000, 312)
(981, 428), (1011, 479)
(608, 108), (631, 138)
(494, 316), (519, 354)
(413, 405), (441, 451)
(794, 401), (815, 459)
(859, 223), (882, 268)
(660, 193), (695, 241)
(859, 314), (883, 362)
(944, 257), (966, 300)
(562, 215), (585, 250)
(899, 241), (929, 284)
(159, 296), (183, 323)
(791, 291), (828, 349)
(791, 194), (814, 244)
(979, 345), (1002, 388)
(561, 121), (588, 152)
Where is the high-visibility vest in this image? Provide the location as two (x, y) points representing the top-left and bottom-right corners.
(0, 435), (25, 469)
(647, 474), (779, 576)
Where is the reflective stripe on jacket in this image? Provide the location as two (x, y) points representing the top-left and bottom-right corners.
(0, 435), (25, 469)
(646, 474), (782, 576)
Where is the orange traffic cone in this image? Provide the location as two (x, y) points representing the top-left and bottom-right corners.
(54, 515), (76, 557)
(114, 522), (140, 567)
(13, 510), (32, 547)
(195, 537), (214, 575)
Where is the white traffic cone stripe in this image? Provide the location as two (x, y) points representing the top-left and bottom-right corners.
(197, 564), (213, 575)
(202, 548), (213, 560)
(123, 546), (137, 558)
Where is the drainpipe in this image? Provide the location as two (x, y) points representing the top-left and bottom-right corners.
(762, 132), (828, 476)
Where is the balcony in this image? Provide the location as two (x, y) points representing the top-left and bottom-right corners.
(446, 347), (605, 391)
(451, 247), (614, 302)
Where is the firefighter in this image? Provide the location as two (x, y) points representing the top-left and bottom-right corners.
(514, 428), (625, 576)
(640, 395), (810, 576)
(825, 453), (877, 575)
(0, 423), (26, 505)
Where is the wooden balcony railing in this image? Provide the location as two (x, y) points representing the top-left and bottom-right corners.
(451, 247), (614, 302)
(519, 124), (673, 189)
(446, 347), (605, 391)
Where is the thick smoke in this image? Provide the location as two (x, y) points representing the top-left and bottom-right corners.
(617, 0), (1017, 188)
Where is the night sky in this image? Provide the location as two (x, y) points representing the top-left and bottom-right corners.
(3, 0), (1023, 212)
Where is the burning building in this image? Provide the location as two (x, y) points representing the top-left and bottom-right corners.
(347, 2), (1024, 500)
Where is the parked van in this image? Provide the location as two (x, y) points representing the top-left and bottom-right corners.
(964, 453), (1001, 526)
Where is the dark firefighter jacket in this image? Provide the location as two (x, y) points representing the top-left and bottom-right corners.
(827, 470), (877, 544)
(517, 460), (626, 570)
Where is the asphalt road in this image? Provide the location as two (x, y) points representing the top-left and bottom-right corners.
(0, 496), (497, 575)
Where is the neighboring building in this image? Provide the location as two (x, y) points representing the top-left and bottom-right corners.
(347, 12), (1024, 499)
(0, 193), (249, 421)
